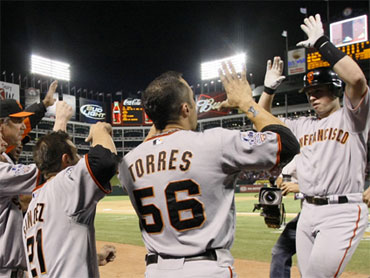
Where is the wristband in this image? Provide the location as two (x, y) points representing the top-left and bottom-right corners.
(314, 36), (346, 66)
(264, 86), (276, 95)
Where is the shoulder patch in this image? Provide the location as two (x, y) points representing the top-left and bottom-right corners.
(240, 131), (266, 146)
(11, 164), (33, 176)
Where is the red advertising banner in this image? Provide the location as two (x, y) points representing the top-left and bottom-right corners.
(196, 91), (231, 119)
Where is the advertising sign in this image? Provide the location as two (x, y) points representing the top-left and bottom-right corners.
(330, 14), (368, 47)
(79, 97), (106, 123)
(0, 81), (20, 100)
(111, 98), (146, 126)
(287, 48), (306, 75)
(196, 91), (231, 119)
(45, 94), (77, 121)
(121, 98), (143, 125)
(25, 88), (41, 108)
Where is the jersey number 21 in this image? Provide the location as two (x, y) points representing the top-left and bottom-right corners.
(26, 229), (47, 277)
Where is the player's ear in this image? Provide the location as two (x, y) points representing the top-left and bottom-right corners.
(61, 153), (71, 169)
(180, 102), (190, 117)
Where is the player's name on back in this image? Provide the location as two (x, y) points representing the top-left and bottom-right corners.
(128, 149), (193, 181)
(23, 203), (45, 235)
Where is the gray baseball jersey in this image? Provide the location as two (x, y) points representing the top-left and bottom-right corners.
(283, 88), (370, 196)
(283, 88), (370, 277)
(119, 128), (281, 257)
(22, 155), (111, 278)
(0, 154), (40, 271)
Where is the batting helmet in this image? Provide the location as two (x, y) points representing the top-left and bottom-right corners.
(300, 67), (343, 97)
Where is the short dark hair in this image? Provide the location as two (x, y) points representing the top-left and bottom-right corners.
(142, 71), (193, 130)
(33, 131), (74, 178)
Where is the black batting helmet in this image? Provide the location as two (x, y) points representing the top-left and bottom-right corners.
(300, 67), (343, 97)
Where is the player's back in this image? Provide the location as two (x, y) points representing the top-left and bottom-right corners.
(22, 161), (101, 278)
(119, 128), (280, 256)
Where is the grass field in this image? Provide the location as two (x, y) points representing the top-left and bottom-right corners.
(95, 193), (370, 274)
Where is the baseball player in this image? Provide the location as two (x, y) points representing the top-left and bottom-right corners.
(4, 80), (58, 155)
(258, 14), (369, 278)
(22, 121), (119, 278)
(118, 62), (300, 277)
(0, 100), (70, 278)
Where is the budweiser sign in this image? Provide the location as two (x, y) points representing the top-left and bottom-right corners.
(196, 92), (230, 119)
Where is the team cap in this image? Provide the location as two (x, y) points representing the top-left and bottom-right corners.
(0, 99), (34, 118)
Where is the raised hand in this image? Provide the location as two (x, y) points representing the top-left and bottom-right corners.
(43, 80), (58, 107)
(264, 57), (286, 91)
(296, 14), (324, 48)
(85, 122), (113, 143)
(53, 101), (73, 132)
(218, 61), (252, 110)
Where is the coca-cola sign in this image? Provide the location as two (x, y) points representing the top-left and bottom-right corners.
(123, 98), (141, 106)
(196, 92), (231, 119)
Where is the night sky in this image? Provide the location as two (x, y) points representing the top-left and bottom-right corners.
(1, 1), (369, 98)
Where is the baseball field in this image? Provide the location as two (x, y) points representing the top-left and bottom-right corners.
(95, 193), (370, 278)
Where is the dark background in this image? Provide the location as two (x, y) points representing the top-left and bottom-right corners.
(1, 1), (369, 98)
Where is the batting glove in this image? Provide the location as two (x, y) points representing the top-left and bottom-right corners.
(264, 57), (286, 94)
(296, 14), (324, 48)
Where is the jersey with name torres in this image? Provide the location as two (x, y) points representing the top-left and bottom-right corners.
(22, 156), (110, 278)
(119, 127), (281, 257)
(0, 154), (40, 271)
(283, 87), (370, 196)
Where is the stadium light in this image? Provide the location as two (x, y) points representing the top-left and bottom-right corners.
(31, 54), (70, 81)
(201, 53), (246, 81)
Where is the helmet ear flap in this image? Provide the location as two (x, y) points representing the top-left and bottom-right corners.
(329, 84), (343, 98)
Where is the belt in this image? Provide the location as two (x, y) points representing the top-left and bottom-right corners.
(305, 195), (348, 205)
(145, 249), (217, 266)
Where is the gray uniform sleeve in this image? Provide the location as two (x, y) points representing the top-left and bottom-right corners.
(343, 86), (370, 133)
(0, 162), (40, 195)
(50, 157), (111, 219)
(220, 128), (282, 173)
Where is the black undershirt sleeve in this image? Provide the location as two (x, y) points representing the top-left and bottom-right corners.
(261, 124), (300, 166)
(25, 102), (47, 128)
(87, 145), (121, 188)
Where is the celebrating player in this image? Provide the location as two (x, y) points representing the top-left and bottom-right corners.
(0, 99), (70, 278)
(258, 14), (369, 278)
(22, 120), (119, 277)
(118, 62), (300, 277)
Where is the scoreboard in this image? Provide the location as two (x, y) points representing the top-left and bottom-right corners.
(307, 41), (370, 70)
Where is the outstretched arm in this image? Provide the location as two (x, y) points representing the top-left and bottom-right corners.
(297, 14), (367, 107)
(218, 61), (300, 165)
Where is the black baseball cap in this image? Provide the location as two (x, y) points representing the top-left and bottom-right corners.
(0, 99), (34, 118)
